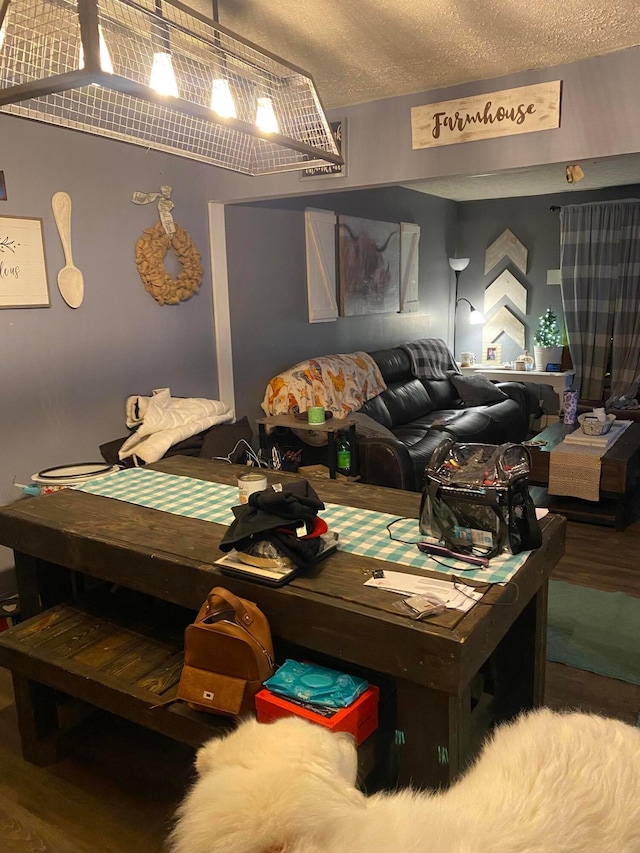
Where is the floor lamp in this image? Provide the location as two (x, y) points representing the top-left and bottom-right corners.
(449, 257), (485, 358)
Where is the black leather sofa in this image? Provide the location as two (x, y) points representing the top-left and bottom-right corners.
(356, 346), (531, 491)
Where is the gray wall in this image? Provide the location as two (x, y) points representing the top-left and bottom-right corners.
(455, 184), (640, 364)
(0, 116), (220, 583)
(225, 187), (457, 424)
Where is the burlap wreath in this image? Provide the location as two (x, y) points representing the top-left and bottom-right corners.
(135, 221), (203, 305)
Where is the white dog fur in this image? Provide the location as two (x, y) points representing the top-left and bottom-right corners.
(167, 708), (640, 853)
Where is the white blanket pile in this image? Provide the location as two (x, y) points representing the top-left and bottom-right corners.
(119, 388), (233, 464)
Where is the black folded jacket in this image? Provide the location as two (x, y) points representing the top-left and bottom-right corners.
(218, 480), (325, 561)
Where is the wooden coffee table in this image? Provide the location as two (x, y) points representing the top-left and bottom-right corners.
(527, 421), (640, 529)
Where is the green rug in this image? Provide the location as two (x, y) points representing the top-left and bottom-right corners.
(547, 581), (640, 685)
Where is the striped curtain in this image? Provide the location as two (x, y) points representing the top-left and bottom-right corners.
(559, 200), (640, 402)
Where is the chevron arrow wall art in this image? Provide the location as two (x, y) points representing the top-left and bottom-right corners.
(483, 305), (526, 350)
(484, 269), (527, 315)
(485, 228), (528, 275)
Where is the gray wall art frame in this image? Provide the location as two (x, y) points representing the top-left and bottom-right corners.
(337, 214), (400, 317)
(0, 215), (50, 308)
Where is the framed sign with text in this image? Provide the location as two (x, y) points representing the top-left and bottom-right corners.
(0, 215), (50, 308)
(411, 81), (561, 149)
(300, 119), (346, 180)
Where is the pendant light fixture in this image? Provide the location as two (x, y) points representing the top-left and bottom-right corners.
(0, 0), (343, 176)
(210, 78), (236, 118)
(149, 51), (179, 96)
(255, 96), (278, 134)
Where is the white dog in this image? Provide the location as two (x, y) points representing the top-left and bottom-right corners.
(167, 708), (640, 853)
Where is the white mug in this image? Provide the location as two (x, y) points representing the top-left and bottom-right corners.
(460, 352), (475, 367)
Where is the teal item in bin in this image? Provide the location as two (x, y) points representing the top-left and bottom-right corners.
(264, 659), (368, 710)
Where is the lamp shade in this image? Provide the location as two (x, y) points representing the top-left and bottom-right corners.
(0, 0), (343, 176)
(448, 257), (470, 272)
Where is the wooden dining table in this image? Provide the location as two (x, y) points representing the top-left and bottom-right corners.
(0, 456), (565, 791)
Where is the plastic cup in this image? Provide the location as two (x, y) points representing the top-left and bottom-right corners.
(307, 406), (326, 424)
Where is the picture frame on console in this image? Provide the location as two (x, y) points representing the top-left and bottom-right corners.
(482, 344), (501, 364)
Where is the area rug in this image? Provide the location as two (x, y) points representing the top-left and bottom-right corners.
(547, 580), (640, 685)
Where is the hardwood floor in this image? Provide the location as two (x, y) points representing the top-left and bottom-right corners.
(543, 512), (640, 727)
(0, 514), (638, 851)
(0, 670), (195, 852)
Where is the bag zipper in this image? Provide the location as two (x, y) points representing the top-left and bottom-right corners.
(217, 618), (275, 670)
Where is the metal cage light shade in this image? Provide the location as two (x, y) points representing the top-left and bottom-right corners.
(0, 0), (343, 175)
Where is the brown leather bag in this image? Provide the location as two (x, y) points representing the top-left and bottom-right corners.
(177, 586), (275, 717)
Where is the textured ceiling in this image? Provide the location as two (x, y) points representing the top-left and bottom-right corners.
(211, 0), (640, 110)
(184, 0), (640, 199)
(401, 154), (640, 201)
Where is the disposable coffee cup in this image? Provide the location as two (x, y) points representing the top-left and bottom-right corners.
(307, 406), (326, 424)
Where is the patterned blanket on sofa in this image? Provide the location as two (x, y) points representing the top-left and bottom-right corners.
(262, 352), (386, 418)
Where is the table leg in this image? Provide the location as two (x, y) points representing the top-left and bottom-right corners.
(488, 583), (548, 718)
(11, 674), (60, 765)
(615, 494), (628, 531)
(328, 431), (337, 479)
(348, 424), (359, 477)
(258, 422), (268, 464)
(394, 678), (465, 790)
(15, 552), (74, 618)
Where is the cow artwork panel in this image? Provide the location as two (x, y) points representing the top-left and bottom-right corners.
(337, 215), (400, 316)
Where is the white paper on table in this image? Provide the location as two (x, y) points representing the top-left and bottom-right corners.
(364, 571), (483, 612)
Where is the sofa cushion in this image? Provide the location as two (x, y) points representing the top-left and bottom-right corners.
(358, 392), (394, 429)
(350, 412), (397, 440)
(421, 378), (459, 410)
(199, 416), (253, 462)
(381, 378), (434, 427)
(368, 347), (413, 384)
(450, 374), (508, 406)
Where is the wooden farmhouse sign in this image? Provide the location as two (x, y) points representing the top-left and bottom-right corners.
(411, 81), (561, 149)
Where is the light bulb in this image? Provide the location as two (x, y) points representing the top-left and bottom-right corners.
(78, 26), (114, 74)
(150, 52), (179, 97)
(469, 309), (485, 325)
(255, 97), (278, 133)
(0, 19), (6, 52)
(211, 79), (236, 118)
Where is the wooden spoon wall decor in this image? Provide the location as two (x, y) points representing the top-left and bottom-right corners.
(51, 191), (84, 308)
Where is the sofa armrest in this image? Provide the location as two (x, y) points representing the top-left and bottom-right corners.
(358, 436), (416, 491)
(494, 380), (534, 435)
(495, 380), (529, 409)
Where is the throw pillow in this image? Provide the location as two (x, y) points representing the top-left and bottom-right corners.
(450, 374), (508, 407)
(199, 416), (253, 462)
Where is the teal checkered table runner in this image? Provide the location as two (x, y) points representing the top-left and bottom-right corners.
(76, 468), (529, 583)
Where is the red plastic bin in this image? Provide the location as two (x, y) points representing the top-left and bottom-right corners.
(255, 684), (379, 745)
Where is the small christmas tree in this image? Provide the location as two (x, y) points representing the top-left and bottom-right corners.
(534, 307), (562, 346)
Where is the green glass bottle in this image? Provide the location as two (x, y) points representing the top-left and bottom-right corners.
(336, 432), (352, 476)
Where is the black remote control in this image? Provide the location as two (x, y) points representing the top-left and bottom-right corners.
(416, 542), (489, 568)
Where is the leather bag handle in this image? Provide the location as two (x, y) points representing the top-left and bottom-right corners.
(206, 586), (254, 627)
